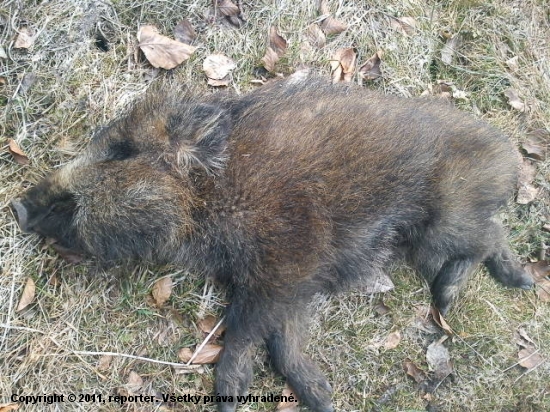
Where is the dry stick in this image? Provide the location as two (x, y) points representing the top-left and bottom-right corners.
(186, 317), (225, 366)
(74, 350), (197, 369)
(0, 323), (44, 334)
(0, 323), (197, 369)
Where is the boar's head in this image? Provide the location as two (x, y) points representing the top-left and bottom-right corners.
(11, 89), (230, 264)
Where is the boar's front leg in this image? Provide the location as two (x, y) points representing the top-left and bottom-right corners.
(215, 332), (255, 412)
(215, 291), (259, 412)
(215, 288), (333, 412)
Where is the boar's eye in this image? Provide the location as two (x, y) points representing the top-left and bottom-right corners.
(109, 139), (137, 161)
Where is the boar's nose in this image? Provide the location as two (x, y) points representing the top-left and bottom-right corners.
(10, 198), (29, 232)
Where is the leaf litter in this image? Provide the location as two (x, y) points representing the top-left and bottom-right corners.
(441, 35), (461, 65)
(403, 358), (427, 383)
(138, 25), (196, 70)
(178, 343), (223, 364)
(16, 278), (35, 312)
(197, 314), (226, 336)
(504, 88), (526, 112)
(384, 331), (402, 349)
(522, 129), (549, 161)
(516, 159), (539, 204)
(306, 24), (326, 49)
(330, 47), (356, 83)
(7, 139), (30, 165)
(359, 50), (383, 80)
(319, 0), (347, 36)
(203, 53), (236, 86)
(173, 18), (197, 44)
(390, 17), (417, 36)
(151, 276), (173, 306)
(426, 336), (453, 384)
(514, 327), (545, 370)
(14, 27), (34, 49)
(525, 261), (550, 302)
(276, 385), (299, 411)
(261, 26), (287, 73)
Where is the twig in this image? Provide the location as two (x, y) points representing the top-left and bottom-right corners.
(186, 316), (225, 366)
(74, 350), (189, 368)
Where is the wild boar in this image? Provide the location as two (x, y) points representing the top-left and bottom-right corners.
(11, 78), (533, 412)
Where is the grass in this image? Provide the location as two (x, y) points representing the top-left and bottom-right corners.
(1, 0), (549, 411)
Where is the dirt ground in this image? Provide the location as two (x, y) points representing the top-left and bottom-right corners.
(1, 0), (549, 411)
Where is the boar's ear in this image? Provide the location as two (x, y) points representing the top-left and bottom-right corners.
(167, 103), (231, 173)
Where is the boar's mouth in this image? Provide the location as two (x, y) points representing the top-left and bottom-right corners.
(11, 198), (28, 232)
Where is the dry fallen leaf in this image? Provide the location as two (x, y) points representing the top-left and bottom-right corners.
(522, 129), (549, 161)
(174, 18), (197, 44)
(178, 347), (194, 362)
(276, 385), (300, 410)
(441, 35), (461, 65)
(430, 306), (453, 335)
(390, 17), (417, 36)
(306, 24), (326, 49)
(525, 261), (550, 302)
(16, 277), (35, 312)
(193, 344), (223, 364)
(518, 346), (544, 369)
(19, 72), (37, 94)
(126, 371), (143, 394)
(331, 47), (356, 83)
(203, 53), (236, 86)
(215, 0), (240, 17)
(7, 138), (30, 165)
(360, 273), (394, 294)
(403, 359), (427, 383)
(515, 327), (536, 348)
(384, 331), (402, 349)
(180, 344), (223, 364)
(14, 27), (34, 49)
(504, 88), (526, 112)
(261, 47), (279, 73)
(525, 261), (550, 283)
(374, 300), (390, 316)
(359, 50), (383, 80)
(268, 26), (287, 57)
(198, 314), (226, 336)
(152, 276), (173, 306)
(412, 304), (440, 334)
(506, 55), (519, 72)
(320, 16), (348, 36)
(426, 339), (453, 381)
(516, 159), (539, 204)
(261, 27), (287, 73)
(319, 0), (347, 35)
(98, 355), (113, 371)
(0, 403), (20, 412)
(138, 25), (196, 70)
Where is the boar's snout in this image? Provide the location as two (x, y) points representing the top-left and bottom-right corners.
(10, 198), (29, 232)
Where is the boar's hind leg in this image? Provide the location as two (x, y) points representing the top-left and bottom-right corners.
(265, 309), (334, 412)
(430, 257), (480, 315)
(484, 226), (533, 290)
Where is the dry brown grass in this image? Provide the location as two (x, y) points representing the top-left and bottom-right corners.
(1, 0), (549, 411)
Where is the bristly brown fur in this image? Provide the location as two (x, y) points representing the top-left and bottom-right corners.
(12, 78), (533, 412)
